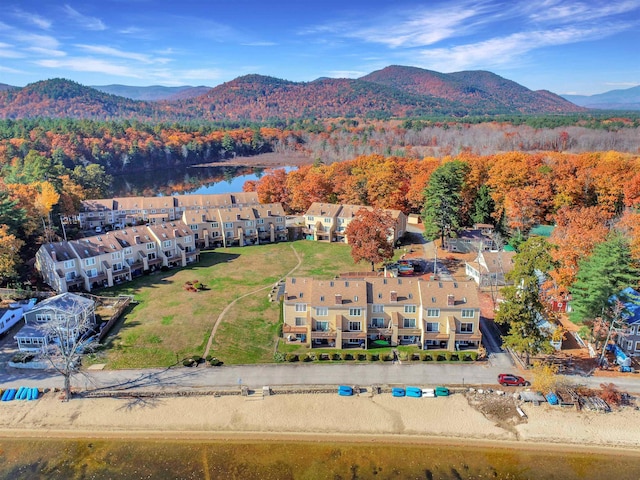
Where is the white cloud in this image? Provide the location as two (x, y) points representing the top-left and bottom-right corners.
(0, 65), (26, 74)
(12, 9), (52, 30)
(63, 5), (106, 31)
(74, 44), (155, 63)
(415, 26), (615, 72)
(27, 47), (67, 57)
(34, 57), (139, 78)
(14, 33), (60, 50)
(528, 0), (640, 24)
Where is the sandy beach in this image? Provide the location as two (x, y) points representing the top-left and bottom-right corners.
(1, 390), (639, 454)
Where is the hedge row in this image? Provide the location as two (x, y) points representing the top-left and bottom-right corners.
(278, 351), (478, 363)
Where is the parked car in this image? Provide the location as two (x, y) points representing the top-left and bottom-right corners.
(497, 373), (530, 387)
(95, 226), (102, 233)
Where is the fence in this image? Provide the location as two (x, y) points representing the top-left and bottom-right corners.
(97, 296), (133, 343)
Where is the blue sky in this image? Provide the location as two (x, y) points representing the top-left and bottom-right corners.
(0, 0), (638, 95)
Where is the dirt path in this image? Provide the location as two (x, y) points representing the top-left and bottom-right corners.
(202, 244), (302, 359)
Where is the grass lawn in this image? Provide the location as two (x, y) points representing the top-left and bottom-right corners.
(93, 240), (366, 368)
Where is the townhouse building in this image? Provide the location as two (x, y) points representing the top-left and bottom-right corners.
(616, 287), (640, 358)
(183, 202), (287, 248)
(283, 277), (481, 351)
(78, 192), (260, 230)
(303, 203), (407, 245)
(465, 250), (516, 287)
(36, 221), (198, 293)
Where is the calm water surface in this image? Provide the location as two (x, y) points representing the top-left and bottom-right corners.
(1, 438), (639, 480)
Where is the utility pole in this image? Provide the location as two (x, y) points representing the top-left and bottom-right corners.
(60, 215), (68, 242)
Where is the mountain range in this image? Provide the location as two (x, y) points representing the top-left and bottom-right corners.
(561, 86), (640, 110)
(0, 65), (589, 121)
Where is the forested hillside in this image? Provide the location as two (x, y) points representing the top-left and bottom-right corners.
(0, 66), (586, 121)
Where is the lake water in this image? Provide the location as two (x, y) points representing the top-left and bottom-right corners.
(2, 438), (639, 480)
(111, 165), (295, 197)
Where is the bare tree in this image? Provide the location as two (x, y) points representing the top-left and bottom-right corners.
(37, 296), (98, 401)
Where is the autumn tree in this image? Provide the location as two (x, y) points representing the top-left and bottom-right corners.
(422, 160), (470, 243)
(495, 237), (557, 365)
(345, 208), (395, 271)
(0, 225), (24, 283)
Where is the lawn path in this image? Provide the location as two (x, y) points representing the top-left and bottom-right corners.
(202, 244), (302, 359)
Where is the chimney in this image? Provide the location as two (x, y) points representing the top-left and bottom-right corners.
(447, 294), (455, 306)
(134, 235), (140, 244)
(335, 294), (342, 305)
(173, 229), (178, 238)
(390, 291), (397, 302)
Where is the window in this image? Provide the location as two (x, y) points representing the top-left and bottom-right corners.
(123, 247), (132, 255)
(113, 263), (123, 271)
(629, 325), (636, 335)
(189, 224), (198, 230)
(184, 236), (192, 243)
(295, 317), (306, 326)
(87, 268), (98, 277)
(461, 309), (475, 318)
(146, 242), (155, 250)
(348, 321), (361, 331)
(370, 318), (385, 328)
(635, 341), (640, 352)
(65, 272), (76, 281)
(84, 257), (96, 267)
(307, 216), (314, 221)
(460, 323), (473, 333)
(628, 341), (633, 350)
(111, 252), (120, 260)
(276, 217), (283, 223)
(349, 308), (362, 316)
(295, 303), (307, 312)
(245, 221), (254, 227)
(224, 222), (233, 229)
(257, 219), (264, 224)
(404, 305), (417, 314)
(315, 307), (328, 316)
(426, 322), (439, 332)
(372, 304), (384, 313)
(427, 309), (440, 317)
(226, 231), (233, 237)
(63, 260), (74, 269)
(324, 217), (331, 223)
(147, 252), (156, 260)
(315, 321), (329, 332)
(163, 240), (172, 248)
(211, 222), (219, 228)
(35, 313), (53, 322)
(403, 318), (416, 328)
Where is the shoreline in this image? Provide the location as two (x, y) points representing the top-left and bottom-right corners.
(2, 428), (640, 457)
(0, 391), (639, 454)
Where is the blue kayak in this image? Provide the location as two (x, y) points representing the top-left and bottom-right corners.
(392, 387), (406, 397)
(338, 385), (354, 396)
(406, 386), (422, 398)
(435, 386), (450, 397)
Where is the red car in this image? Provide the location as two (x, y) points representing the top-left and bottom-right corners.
(497, 373), (530, 387)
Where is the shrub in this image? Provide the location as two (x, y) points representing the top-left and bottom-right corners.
(273, 352), (286, 363)
(192, 355), (203, 364)
(444, 352), (452, 361)
(436, 352), (447, 362)
(331, 352), (341, 361)
(205, 354), (213, 362)
(301, 353), (313, 362)
(381, 353), (393, 362)
(209, 357), (222, 366)
(11, 352), (34, 363)
(183, 358), (195, 367)
(367, 353), (379, 361)
(357, 353), (367, 361)
(398, 351), (409, 361)
(343, 352), (354, 361)
(450, 353), (459, 362)
(285, 354), (299, 362)
(319, 353), (329, 361)
(308, 353), (317, 361)
(410, 353), (421, 361)
(421, 352), (433, 361)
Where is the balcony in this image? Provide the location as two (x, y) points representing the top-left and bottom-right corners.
(398, 327), (421, 336)
(310, 329), (335, 339)
(424, 331), (450, 341)
(341, 331), (366, 340)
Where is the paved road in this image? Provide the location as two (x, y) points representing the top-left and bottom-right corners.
(2, 361), (640, 394)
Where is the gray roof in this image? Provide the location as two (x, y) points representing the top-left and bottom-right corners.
(30, 293), (94, 315)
